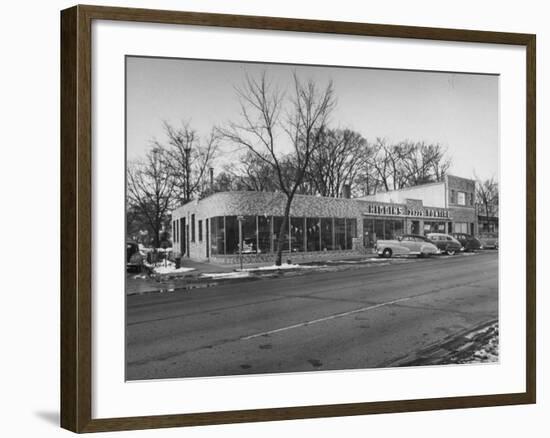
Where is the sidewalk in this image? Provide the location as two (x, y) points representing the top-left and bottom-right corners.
(127, 253), (386, 296)
(126, 273), (165, 295)
(209, 252), (381, 271)
(177, 258), (235, 274)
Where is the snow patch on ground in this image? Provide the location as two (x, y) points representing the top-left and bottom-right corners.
(329, 258), (400, 264)
(152, 265), (195, 275)
(201, 272), (252, 279)
(457, 322), (499, 364)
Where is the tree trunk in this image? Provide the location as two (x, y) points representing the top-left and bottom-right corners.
(153, 218), (161, 249)
(275, 195), (293, 266)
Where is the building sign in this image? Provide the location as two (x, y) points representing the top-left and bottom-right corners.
(364, 203), (449, 219)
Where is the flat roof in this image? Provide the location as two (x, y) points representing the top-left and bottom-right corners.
(172, 190), (451, 220)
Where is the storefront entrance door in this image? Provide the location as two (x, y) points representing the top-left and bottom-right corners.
(411, 220), (420, 235)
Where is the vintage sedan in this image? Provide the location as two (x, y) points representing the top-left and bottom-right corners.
(451, 232), (483, 251)
(479, 233), (499, 249)
(376, 234), (439, 258)
(426, 233), (462, 255)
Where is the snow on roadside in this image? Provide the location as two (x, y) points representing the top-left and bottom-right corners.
(456, 322), (499, 364)
(238, 263), (322, 272)
(152, 265), (195, 275)
(201, 272), (252, 279)
(328, 258), (396, 264)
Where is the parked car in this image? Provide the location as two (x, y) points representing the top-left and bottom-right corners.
(126, 241), (143, 271)
(376, 234), (439, 258)
(426, 233), (462, 255)
(451, 233), (483, 251)
(479, 233), (499, 249)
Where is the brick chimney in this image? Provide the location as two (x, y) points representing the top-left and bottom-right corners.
(342, 184), (351, 199)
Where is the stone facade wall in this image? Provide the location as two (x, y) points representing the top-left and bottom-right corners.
(210, 249), (359, 265)
(173, 192), (363, 219)
(172, 192), (364, 260)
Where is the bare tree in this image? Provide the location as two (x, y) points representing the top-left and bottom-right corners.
(475, 176), (499, 231)
(212, 170), (236, 192)
(127, 146), (176, 249)
(302, 128), (368, 197)
(365, 138), (393, 192)
(160, 121), (219, 204)
(220, 71), (336, 265)
(363, 139), (450, 193)
(399, 141), (450, 186)
(224, 151), (281, 192)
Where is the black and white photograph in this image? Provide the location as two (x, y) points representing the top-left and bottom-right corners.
(125, 56), (499, 381)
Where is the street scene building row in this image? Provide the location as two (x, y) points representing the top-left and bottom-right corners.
(171, 174), (478, 263)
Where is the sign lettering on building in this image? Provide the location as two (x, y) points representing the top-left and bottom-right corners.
(364, 203), (449, 219)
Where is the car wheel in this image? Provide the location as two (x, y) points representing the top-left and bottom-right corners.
(446, 248), (456, 256)
(382, 248), (392, 258)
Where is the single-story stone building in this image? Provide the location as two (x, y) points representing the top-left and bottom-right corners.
(171, 174), (477, 263)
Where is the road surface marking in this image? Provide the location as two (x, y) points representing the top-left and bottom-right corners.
(240, 296), (412, 340)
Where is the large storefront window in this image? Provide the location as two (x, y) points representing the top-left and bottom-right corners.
(290, 217), (305, 252)
(307, 217), (321, 251)
(210, 216), (225, 255)
(210, 215), (361, 256)
(392, 219), (404, 238)
(258, 215), (272, 253)
(374, 219), (385, 242)
(363, 217), (404, 247)
(384, 219), (404, 239)
(273, 216), (290, 252)
(334, 218), (346, 250)
(363, 219), (375, 248)
(345, 218), (357, 249)
(321, 218), (333, 250)
(241, 215), (257, 254)
(225, 216), (239, 254)
(424, 221), (446, 234)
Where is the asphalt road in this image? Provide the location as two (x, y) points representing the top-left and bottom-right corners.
(126, 251), (498, 380)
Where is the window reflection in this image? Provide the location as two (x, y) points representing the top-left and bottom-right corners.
(290, 217), (305, 252)
(307, 218), (321, 251)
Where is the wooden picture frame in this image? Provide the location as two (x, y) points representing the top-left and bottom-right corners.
(60, 4), (536, 433)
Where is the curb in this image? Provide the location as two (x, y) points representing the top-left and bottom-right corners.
(126, 275), (263, 296)
(382, 319), (499, 367)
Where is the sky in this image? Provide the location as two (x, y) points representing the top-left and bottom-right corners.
(126, 56), (499, 182)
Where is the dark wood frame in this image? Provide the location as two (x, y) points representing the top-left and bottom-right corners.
(61, 4), (536, 433)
